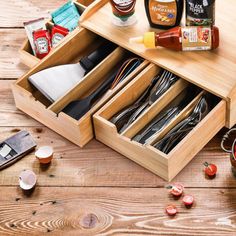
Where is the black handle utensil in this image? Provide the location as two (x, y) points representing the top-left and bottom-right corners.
(80, 41), (117, 74)
(62, 72), (117, 120)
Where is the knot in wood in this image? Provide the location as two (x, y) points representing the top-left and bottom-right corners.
(80, 213), (98, 229)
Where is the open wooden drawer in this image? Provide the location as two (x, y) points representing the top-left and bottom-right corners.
(19, 0), (95, 68)
(80, 0), (236, 128)
(13, 28), (149, 147)
(93, 63), (226, 181)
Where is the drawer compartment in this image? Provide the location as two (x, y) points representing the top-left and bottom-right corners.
(13, 28), (149, 147)
(93, 63), (226, 181)
(19, 0), (95, 68)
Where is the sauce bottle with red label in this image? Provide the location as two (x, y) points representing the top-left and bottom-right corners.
(129, 26), (219, 51)
(145, 0), (184, 29)
(109, 0), (137, 27)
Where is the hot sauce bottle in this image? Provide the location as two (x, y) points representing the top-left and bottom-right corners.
(109, 0), (137, 26)
(129, 26), (219, 51)
(145, 0), (184, 29)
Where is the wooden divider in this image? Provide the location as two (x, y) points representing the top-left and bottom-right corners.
(121, 79), (189, 139)
(19, 0), (94, 67)
(48, 47), (127, 113)
(98, 64), (160, 120)
(148, 91), (205, 146)
(17, 29), (102, 107)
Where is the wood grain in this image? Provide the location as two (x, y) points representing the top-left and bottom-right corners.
(0, 0), (63, 27)
(0, 29), (28, 78)
(0, 81), (233, 188)
(0, 80), (40, 126)
(0, 187), (236, 236)
(1, 1), (236, 235)
(0, 126), (234, 188)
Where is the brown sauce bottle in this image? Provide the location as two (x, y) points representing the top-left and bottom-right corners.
(145, 0), (184, 29)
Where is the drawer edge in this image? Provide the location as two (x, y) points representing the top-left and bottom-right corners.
(168, 99), (226, 181)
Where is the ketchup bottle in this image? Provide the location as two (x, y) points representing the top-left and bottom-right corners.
(130, 26), (219, 51)
(109, 0), (137, 27)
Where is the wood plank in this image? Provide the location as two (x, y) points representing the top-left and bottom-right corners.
(0, 126), (234, 188)
(0, 0), (63, 27)
(0, 29), (28, 78)
(0, 80), (40, 126)
(0, 187), (236, 235)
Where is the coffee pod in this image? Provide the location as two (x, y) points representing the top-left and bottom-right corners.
(19, 170), (37, 190)
(35, 146), (54, 164)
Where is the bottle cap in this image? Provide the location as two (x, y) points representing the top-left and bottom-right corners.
(129, 32), (155, 48)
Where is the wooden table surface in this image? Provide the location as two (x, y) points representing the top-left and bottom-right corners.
(0, 1), (236, 235)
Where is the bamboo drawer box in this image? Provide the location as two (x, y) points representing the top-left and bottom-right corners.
(19, 0), (95, 68)
(13, 0), (236, 181)
(13, 28), (148, 147)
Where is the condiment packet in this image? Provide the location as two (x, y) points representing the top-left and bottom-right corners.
(23, 18), (46, 56)
(51, 25), (69, 47)
(51, 1), (80, 32)
(33, 29), (51, 59)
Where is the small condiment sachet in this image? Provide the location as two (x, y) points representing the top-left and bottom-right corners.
(23, 18), (46, 56)
(51, 25), (69, 47)
(33, 29), (51, 59)
(51, 1), (80, 32)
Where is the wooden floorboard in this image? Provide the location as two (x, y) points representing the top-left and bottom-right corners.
(0, 1), (236, 235)
(0, 80), (40, 126)
(0, 29), (28, 78)
(0, 0), (63, 27)
(0, 187), (236, 236)
(0, 126), (233, 188)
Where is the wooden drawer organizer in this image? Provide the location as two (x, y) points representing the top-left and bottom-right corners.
(79, 0), (236, 180)
(19, 0), (95, 68)
(93, 64), (226, 180)
(13, 0), (236, 180)
(13, 28), (149, 147)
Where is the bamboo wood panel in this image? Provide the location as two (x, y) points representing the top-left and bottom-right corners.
(0, 80), (40, 126)
(81, 0), (236, 99)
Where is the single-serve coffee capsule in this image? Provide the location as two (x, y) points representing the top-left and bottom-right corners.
(19, 170), (37, 190)
(35, 146), (54, 164)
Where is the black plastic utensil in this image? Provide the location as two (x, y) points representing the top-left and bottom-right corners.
(80, 41), (117, 74)
(62, 72), (117, 120)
